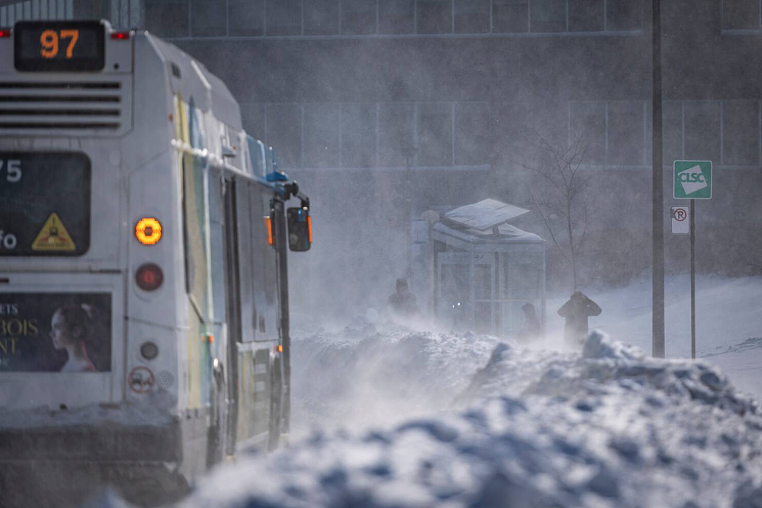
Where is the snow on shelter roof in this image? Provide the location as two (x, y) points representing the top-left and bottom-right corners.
(445, 199), (530, 231)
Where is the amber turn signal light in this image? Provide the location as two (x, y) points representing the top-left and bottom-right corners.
(136, 217), (162, 245)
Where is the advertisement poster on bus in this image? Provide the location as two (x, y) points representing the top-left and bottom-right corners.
(0, 293), (111, 372)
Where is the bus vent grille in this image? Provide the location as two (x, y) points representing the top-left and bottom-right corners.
(0, 81), (126, 133)
(155, 370), (175, 390)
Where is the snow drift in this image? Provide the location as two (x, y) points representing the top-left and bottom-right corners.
(168, 331), (762, 508)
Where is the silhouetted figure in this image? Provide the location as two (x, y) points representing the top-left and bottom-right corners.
(557, 291), (601, 347)
(518, 303), (541, 342)
(388, 278), (420, 319)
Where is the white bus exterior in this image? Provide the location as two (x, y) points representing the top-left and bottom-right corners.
(0, 20), (309, 508)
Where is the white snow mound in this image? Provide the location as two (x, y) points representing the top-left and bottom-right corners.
(176, 332), (762, 508)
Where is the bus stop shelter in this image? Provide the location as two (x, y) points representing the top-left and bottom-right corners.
(411, 199), (546, 338)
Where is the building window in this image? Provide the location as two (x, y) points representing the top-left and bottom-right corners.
(304, 0), (340, 35)
(492, 0), (528, 33)
(417, 102), (453, 167)
(606, 0), (642, 31)
(416, 0), (452, 34)
(684, 101), (721, 164)
(568, 0), (603, 32)
(723, 101), (759, 166)
(191, 0), (226, 36)
(341, 103), (377, 167)
(145, 0), (190, 37)
(265, 104), (302, 168)
(607, 102), (644, 166)
(240, 104), (266, 141)
(341, 0), (377, 35)
(378, 0), (415, 34)
(531, 0), (566, 32)
(303, 104), (341, 168)
(570, 102), (606, 165)
(454, 102), (490, 165)
(229, 0), (265, 36)
(266, 0), (302, 35)
(454, 0), (490, 33)
(378, 103), (416, 166)
(722, 0), (760, 30)
(660, 101), (684, 165)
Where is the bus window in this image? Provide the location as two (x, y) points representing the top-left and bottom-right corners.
(0, 152), (91, 257)
(246, 136), (266, 179)
(182, 153), (209, 324)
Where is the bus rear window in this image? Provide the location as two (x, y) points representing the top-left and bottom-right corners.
(0, 152), (91, 257)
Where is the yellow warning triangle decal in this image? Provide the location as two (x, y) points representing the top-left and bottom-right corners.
(31, 213), (76, 251)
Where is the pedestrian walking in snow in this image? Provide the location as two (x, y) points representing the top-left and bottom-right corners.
(518, 303), (541, 342)
(388, 278), (420, 319)
(557, 291), (601, 348)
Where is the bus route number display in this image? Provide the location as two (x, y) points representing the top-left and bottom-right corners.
(14, 21), (105, 72)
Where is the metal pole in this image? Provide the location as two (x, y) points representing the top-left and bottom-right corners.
(690, 198), (696, 359)
(652, 0), (665, 358)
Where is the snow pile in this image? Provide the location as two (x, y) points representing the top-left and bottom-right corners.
(291, 322), (500, 437)
(178, 332), (762, 508)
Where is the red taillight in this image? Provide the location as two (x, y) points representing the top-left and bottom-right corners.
(0, 29), (11, 38)
(136, 263), (163, 291)
(111, 31), (130, 40)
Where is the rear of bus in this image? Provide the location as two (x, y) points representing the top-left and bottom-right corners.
(0, 20), (185, 507)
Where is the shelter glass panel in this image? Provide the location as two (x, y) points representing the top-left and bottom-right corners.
(378, 0), (414, 33)
(341, 0), (377, 34)
(568, 0), (603, 31)
(684, 101), (721, 164)
(722, 101), (759, 166)
(417, 103), (453, 167)
(492, 0), (528, 32)
(416, 0), (451, 34)
(229, 0), (265, 36)
(454, 0), (490, 33)
(304, 0), (340, 35)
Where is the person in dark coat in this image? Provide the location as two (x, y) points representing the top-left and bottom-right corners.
(557, 291), (601, 347)
(388, 278), (420, 318)
(518, 303), (541, 342)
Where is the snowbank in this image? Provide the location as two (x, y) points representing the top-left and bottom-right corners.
(176, 332), (762, 508)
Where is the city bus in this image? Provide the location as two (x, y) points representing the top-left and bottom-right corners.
(0, 19), (311, 508)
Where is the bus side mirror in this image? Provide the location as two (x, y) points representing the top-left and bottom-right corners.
(287, 207), (311, 252)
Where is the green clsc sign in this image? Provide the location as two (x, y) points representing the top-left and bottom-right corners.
(673, 160), (712, 199)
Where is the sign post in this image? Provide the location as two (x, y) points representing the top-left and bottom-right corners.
(673, 161), (712, 359)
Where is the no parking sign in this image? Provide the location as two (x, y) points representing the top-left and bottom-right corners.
(671, 206), (689, 235)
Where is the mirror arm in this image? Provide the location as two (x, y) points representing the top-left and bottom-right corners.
(283, 181), (310, 210)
